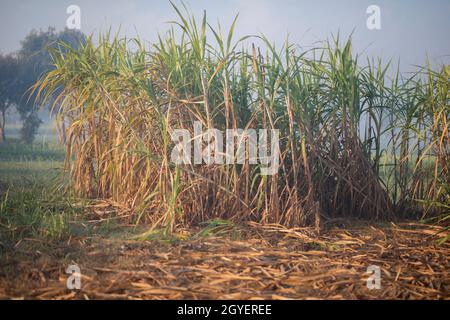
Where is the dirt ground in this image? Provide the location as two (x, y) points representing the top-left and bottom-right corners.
(0, 221), (449, 300)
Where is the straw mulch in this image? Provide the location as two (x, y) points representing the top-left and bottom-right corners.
(0, 221), (449, 299)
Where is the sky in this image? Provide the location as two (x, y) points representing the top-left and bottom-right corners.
(0, 0), (449, 72)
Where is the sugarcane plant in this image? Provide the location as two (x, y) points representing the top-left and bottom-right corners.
(33, 3), (449, 234)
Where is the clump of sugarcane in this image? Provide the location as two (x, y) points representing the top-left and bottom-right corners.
(34, 2), (449, 233)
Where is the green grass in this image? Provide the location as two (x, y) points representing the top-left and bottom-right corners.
(0, 138), (65, 191)
(0, 139), (65, 162)
(0, 161), (63, 186)
(0, 185), (74, 241)
(0, 138), (72, 243)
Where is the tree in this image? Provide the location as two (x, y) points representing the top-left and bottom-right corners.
(15, 28), (55, 143)
(0, 54), (19, 143)
(15, 27), (85, 143)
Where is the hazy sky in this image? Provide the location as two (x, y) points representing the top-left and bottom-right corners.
(1, 0), (449, 71)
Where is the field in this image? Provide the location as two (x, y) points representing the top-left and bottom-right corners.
(1, 4), (449, 300)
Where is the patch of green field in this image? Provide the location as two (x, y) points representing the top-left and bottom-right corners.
(0, 161), (63, 187)
(0, 185), (76, 241)
(0, 136), (65, 186)
(0, 139), (65, 162)
(0, 139), (71, 244)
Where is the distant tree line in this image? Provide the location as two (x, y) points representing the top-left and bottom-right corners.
(0, 27), (85, 143)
